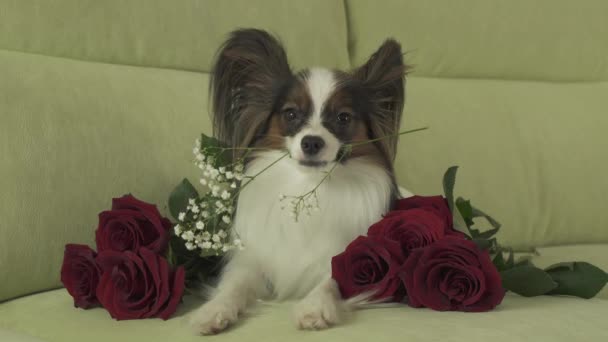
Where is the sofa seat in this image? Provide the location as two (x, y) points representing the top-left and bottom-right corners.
(1, 245), (607, 342)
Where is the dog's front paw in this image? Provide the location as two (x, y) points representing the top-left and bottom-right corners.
(189, 300), (239, 335)
(294, 294), (342, 330)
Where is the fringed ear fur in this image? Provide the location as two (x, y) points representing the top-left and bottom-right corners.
(353, 39), (408, 165)
(210, 29), (292, 152)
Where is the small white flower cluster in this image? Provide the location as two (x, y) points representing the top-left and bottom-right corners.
(173, 138), (247, 255)
(279, 192), (320, 222)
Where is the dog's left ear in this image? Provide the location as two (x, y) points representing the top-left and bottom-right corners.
(354, 39), (408, 164)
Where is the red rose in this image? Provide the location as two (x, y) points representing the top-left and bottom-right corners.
(96, 248), (185, 320)
(332, 236), (405, 301)
(394, 195), (454, 231)
(60, 244), (101, 309)
(368, 208), (461, 257)
(95, 195), (172, 253)
(401, 237), (505, 312)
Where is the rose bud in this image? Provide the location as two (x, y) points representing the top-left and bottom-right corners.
(60, 244), (102, 309)
(369, 208), (464, 257)
(332, 236), (405, 302)
(96, 248), (185, 320)
(401, 237), (505, 312)
(95, 194), (172, 254)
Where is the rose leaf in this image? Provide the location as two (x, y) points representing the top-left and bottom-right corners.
(545, 262), (608, 299)
(168, 178), (199, 220)
(500, 265), (558, 297)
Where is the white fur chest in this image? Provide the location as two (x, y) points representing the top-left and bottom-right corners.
(232, 151), (393, 300)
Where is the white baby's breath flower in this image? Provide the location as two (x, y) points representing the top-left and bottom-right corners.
(173, 224), (182, 235)
(193, 147), (199, 154)
(195, 221), (205, 230)
(215, 200), (224, 208)
(222, 245), (230, 252)
(178, 212), (186, 221)
(218, 230), (227, 238)
(230, 182), (237, 188)
(191, 205), (200, 214)
(225, 171), (234, 179)
(212, 243), (221, 250)
(221, 190), (230, 200)
(182, 231), (195, 241)
(212, 234), (220, 243)
(201, 210), (209, 218)
(200, 202), (208, 208)
(196, 154), (204, 161)
(201, 231), (211, 241)
(188, 198), (196, 205)
(185, 242), (195, 250)
(222, 215), (231, 224)
(203, 171), (210, 177)
(202, 241), (212, 249)
(219, 167), (226, 174)
(235, 173), (244, 181)
(200, 178), (207, 186)
(210, 169), (219, 179)
(235, 164), (244, 172)
(233, 239), (244, 250)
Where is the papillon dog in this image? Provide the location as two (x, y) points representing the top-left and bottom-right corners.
(190, 29), (408, 335)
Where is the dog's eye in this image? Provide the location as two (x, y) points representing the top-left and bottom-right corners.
(283, 108), (299, 122)
(336, 112), (352, 124)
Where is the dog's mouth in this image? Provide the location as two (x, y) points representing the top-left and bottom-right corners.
(298, 160), (328, 168)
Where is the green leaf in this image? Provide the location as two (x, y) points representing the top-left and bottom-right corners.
(493, 251), (506, 271)
(442, 166), (459, 211)
(452, 205), (470, 235)
(455, 198), (474, 226)
(501, 265), (558, 297)
(514, 255), (534, 267)
(472, 238), (496, 251)
(471, 206), (502, 230)
(545, 262), (608, 299)
(200, 133), (232, 167)
(168, 178), (199, 220)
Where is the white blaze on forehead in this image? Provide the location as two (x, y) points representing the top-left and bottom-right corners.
(284, 67), (341, 163)
(304, 68), (336, 125)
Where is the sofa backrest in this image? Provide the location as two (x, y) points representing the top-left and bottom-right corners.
(0, 0), (350, 71)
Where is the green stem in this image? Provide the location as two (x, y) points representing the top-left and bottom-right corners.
(346, 126), (429, 147)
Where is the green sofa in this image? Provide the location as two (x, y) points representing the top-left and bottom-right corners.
(1, 0), (607, 341)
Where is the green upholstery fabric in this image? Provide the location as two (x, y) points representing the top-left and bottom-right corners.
(396, 77), (608, 249)
(0, 49), (211, 302)
(0, 0), (350, 72)
(1, 284), (607, 341)
(346, 0), (608, 81)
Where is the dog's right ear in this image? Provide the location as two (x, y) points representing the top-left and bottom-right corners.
(210, 29), (292, 149)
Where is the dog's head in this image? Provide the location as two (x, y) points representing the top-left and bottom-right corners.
(211, 29), (407, 170)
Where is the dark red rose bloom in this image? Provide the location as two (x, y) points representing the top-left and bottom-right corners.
(95, 195), (172, 254)
(394, 195), (455, 232)
(60, 244), (101, 309)
(401, 237), (505, 312)
(332, 236), (405, 301)
(96, 248), (185, 320)
(369, 208), (463, 257)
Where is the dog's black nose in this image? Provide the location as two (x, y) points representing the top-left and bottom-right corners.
(301, 135), (325, 156)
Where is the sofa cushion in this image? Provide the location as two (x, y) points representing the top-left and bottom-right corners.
(0, 49), (210, 302)
(346, 0), (608, 81)
(0, 287), (606, 342)
(396, 76), (608, 249)
(1, 244), (606, 341)
(0, 0), (350, 71)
